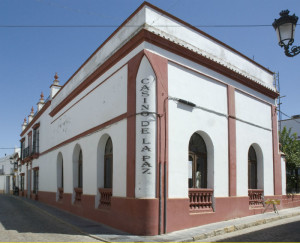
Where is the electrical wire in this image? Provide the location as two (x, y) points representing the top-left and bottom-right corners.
(278, 110), (300, 124)
(1, 24), (299, 28)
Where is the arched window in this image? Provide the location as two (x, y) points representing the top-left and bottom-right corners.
(61, 160), (64, 188)
(104, 137), (113, 188)
(188, 133), (207, 188)
(78, 149), (83, 188)
(248, 146), (257, 189)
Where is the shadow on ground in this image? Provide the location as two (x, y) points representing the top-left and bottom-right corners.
(0, 194), (128, 237)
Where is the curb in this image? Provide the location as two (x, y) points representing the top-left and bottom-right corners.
(187, 211), (300, 242)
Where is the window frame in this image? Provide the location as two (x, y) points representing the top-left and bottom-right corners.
(104, 137), (113, 189)
(188, 133), (208, 189)
(248, 146), (258, 189)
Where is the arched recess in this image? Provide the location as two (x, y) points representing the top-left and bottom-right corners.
(95, 134), (113, 208)
(72, 144), (83, 204)
(188, 131), (215, 211)
(188, 131), (214, 189)
(56, 152), (64, 201)
(248, 143), (264, 190)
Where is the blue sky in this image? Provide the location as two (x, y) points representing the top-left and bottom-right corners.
(0, 0), (299, 157)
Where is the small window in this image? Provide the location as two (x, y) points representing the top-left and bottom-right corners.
(248, 146), (257, 189)
(33, 169), (39, 194)
(78, 150), (83, 188)
(33, 128), (39, 154)
(104, 137), (113, 188)
(61, 159), (64, 188)
(188, 133), (207, 188)
(20, 175), (24, 191)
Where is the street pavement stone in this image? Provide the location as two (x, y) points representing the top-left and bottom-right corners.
(0, 194), (99, 242)
(1, 194), (300, 242)
(199, 215), (300, 242)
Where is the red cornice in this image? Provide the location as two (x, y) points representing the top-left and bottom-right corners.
(20, 101), (51, 137)
(49, 1), (273, 116)
(49, 29), (278, 117)
(141, 2), (273, 75)
(49, 29), (146, 117)
(50, 2), (150, 102)
(142, 31), (278, 99)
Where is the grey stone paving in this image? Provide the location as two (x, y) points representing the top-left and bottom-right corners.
(0, 194), (99, 242)
(1, 194), (300, 242)
(201, 215), (300, 242)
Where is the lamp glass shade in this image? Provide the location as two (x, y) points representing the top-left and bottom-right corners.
(276, 22), (295, 46)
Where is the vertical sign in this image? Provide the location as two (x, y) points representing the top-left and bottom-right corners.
(135, 56), (157, 198)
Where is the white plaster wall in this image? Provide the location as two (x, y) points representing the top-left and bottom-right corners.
(235, 90), (272, 130)
(38, 119), (127, 197)
(168, 62), (228, 115)
(235, 90), (274, 196)
(50, 65), (128, 149)
(22, 43), (147, 154)
(236, 120), (274, 196)
(168, 62), (229, 198)
(143, 43), (275, 105)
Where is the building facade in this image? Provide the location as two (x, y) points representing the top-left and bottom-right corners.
(280, 115), (300, 141)
(17, 2), (299, 235)
(0, 149), (19, 194)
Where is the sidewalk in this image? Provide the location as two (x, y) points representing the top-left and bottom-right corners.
(14, 195), (300, 242)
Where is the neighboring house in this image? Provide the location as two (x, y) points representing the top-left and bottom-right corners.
(280, 115), (300, 140)
(279, 115), (300, 193)
(0, 149), (20, 194)
(17, 2), (298, 236)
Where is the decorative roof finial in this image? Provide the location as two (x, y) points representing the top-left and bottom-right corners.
(24, 117), (27, 123)
(40, 92), (44, 100)
(53, 72), (60, 86)
(31, 106), (34, 113)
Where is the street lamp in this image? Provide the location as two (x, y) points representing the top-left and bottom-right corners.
(272, 10), (300, 57)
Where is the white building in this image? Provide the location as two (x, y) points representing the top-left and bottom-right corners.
(280, 115), (300, 140)
(0, 149), (19, 194)
(17, 2), (297, 236)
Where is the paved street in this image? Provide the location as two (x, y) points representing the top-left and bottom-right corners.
(200, 215), (300, 242)
(0, 194), (100, 242)
(1, 193), (300, 242)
